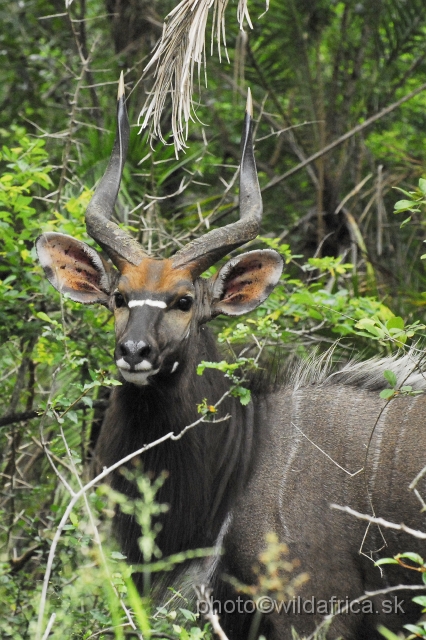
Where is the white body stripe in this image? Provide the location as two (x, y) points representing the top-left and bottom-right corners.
(128, 299), (167, 309)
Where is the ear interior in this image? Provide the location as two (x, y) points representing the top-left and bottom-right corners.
(36, 232), (113, 305)
(211, 249), (283, 316)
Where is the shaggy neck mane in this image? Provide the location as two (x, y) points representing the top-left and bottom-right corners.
(94, 324), (252, 573)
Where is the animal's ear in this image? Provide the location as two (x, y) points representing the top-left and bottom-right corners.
(210, 249), (283, 317)
(36, 232), (115, 305)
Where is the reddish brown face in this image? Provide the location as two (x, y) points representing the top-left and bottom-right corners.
(36, 81), (284, 385)
(36, 233), (283, 386)
(111, 259), (196, 385)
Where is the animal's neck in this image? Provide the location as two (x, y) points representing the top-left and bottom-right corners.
(95, 324), (253, 562)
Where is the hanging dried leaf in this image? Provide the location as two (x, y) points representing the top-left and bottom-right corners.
(138, 0), (263, 154)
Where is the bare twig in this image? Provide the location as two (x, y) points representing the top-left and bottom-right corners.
(334, 173), (373, 215)
(9, 544), (41, 574)
(0, 399), (108, 429)
(330, 504), (426, 540)
(58, 423), (143, 639)
(139, 0), (259, 153)
(41, 613), (56, 640)
(263, 79), (426, 192)
(306, 583), (426, 640)
(292, 424), (363, 477)
(194, 585), (229, 640)
(36, 389), (232, 640)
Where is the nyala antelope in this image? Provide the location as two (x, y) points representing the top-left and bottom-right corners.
(37, 76), (426, 639)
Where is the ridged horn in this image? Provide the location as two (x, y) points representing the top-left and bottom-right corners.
(85, 72), (148, 268)
(171, 88), (262, 277)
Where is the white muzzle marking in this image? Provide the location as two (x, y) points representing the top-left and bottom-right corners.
(116, 357), (130, 370)
(118, 367), (160, 386)
(134, 360), (152, 371)
(116, 357), (158, 386)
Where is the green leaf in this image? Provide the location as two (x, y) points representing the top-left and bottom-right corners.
(355, 318), (385, 338)
(394, 199), (417, 210)
(403, 623), (426, 634)
(383, 370), (397, 388)
(419, 178), (426, 195)
(375, 557), (399, 566)
(124, 577), (151, 635)
(393, 186), (415, 198)
(399, 216), (412, 228)
(377, 625), (403, 640)
(412, 596), (426, 607)
(398, 552), (424, 565)
(379, 389), (395, 400)
(35, 311), (54, 324)
(386, 317), (404, 331)
(232, 386), (251, 406)
(67, 410), (78, 424)
(179, 608), (197, 621)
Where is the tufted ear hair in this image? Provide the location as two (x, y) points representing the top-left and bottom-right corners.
(36, 232), (115, 305)
(209, 249), (283, 317)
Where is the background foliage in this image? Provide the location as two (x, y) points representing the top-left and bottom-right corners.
(2, 0), (426, 638)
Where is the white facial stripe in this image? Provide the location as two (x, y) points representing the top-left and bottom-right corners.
(171, 361), (179, 373)
(128, 299), (167, 309)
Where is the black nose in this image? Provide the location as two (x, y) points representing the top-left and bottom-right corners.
(117, 340), (156, 368)
(119, 342), (151, 359)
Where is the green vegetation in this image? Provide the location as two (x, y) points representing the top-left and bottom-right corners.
(2, 0), (426, 638)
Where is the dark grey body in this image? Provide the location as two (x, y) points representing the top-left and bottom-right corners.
(220, 383), (426, 639)
(38, 81), (424, 638)
(94, 327), (426, 640)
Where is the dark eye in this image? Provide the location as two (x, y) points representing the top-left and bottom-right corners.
(114, 292), (126, 308)
(177, 296), (193, 312)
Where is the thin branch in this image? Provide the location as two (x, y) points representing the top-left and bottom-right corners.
(36, 390), (231, 640)
(58, 423), (143, 638)
(9, 544), (41, 574)
(334, 173), (373, 215)
(194, 585), (229, 640)
(292, 424), (363, 477)
(41, 614), (56, 640)
(0, 399), (108, 429)
(330, 504), (426, 540)
(306, 583), (426, 640)
(263, 79), (426, 192)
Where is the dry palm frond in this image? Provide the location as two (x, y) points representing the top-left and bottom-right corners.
(138, 0), (263, 154)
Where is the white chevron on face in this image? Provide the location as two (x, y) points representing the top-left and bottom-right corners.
(128, 299), (167, 309)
